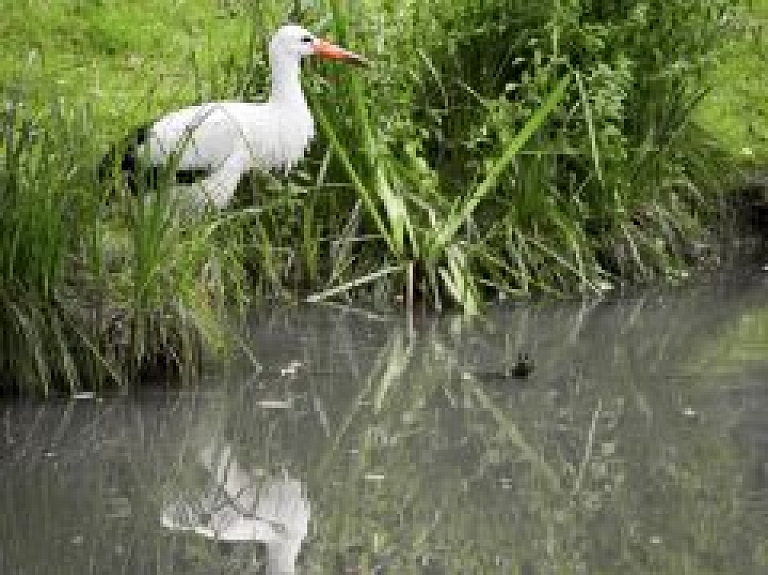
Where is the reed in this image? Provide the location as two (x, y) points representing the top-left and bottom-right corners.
(0, 0), (756, 392)
(0, 88), (248, 394)
(253, 0), (737, 309)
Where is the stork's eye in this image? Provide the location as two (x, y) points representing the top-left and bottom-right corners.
(300, 35), (313, 44)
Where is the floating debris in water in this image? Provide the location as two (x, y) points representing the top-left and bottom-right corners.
(499, 477), (514, 489)
(72, 392), (95, 400)
(280, 360), (303, 376)
(681, 406), (698, 419)
(256, 399), (293, 409)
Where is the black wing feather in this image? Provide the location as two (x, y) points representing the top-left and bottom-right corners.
(99, 122), (210, 194)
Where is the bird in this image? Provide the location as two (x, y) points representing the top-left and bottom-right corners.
(161, 441), (311, 574)
(101, 24), (367, 207)
(509, 352), (535, 379)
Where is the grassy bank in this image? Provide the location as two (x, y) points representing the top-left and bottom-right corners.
(0, 0), (253, 135)
(696, 0), (768, 162)
(1, 1), (763, 160)
(0, 0), (762, 393)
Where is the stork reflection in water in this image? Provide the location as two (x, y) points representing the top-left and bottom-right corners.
(161, 441), (310, 574)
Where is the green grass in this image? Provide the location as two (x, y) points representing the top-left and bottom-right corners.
(0, 0), (256, 138)
(0, 91), (249, 394)
(696, 0), (768, 162)
(1, 0), (761, 160)
(0, 0), (764, 393)
(0, 0), (761, 158)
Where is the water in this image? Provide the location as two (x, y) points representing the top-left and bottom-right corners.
(2, 269), (768, 573)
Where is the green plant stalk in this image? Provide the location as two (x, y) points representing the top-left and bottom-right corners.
(431, 73), (571, 254)
(313, 106), (403, 258)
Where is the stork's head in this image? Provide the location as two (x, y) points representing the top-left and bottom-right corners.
(269, 24), (368, 66)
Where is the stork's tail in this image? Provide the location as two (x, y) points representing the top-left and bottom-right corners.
(99, 123), (211, 196)
(98, 123), (153, 195)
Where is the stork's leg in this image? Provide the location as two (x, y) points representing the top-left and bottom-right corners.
(193, 148), (252, 208)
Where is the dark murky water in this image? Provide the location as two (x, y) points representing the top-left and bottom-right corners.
(2, 269), (768, 573)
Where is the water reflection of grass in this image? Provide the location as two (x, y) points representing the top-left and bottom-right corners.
(188, 301), (764, 573)
(687, 307), (768, 375)
(3, 294), (765, 572)
(366, 319), (755, 572)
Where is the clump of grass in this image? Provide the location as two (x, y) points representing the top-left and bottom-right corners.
(0, 88), (248, 394)
(0, 0), (757, 393)
(235, 0), (739, 311)
(0, 90), (98, 394)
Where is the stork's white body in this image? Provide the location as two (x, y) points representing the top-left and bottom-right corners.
(128, 24), (364, 207)
(144, 100), (314, 206)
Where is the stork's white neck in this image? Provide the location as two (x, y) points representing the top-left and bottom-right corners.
(268, 55), (306, 106)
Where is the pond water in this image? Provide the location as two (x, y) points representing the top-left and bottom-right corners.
(2, 268), (768, 574)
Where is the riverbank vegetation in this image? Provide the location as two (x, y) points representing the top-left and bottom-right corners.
(0, 0), (765, 393)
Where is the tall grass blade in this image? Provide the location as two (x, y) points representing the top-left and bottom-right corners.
(433, 73), (571, 252)
(575, 71), (604, 186)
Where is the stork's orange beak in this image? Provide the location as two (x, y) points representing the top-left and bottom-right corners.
(313, 39), (369, 66)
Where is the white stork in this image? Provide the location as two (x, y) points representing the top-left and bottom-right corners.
(103, 24), (367, 207)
